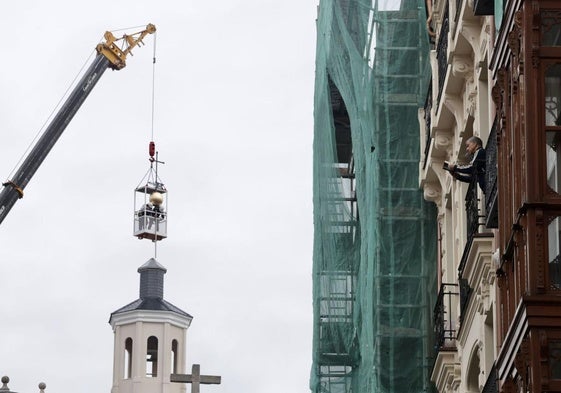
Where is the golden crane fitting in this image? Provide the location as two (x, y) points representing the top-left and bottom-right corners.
(97, 23), (156, 70)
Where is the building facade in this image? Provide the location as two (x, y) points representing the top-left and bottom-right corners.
(311, 1), (438, 392)
(423, 0), (561, 392)
(421, 0), (498, 391)
(313, 0), (561, 392)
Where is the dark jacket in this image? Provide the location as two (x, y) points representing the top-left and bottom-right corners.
(453, 147), (486, 192)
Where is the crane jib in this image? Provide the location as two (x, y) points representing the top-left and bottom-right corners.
(0, 55), (110, 225)
(0, 23), (156, 226)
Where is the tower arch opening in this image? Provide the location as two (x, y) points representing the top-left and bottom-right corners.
(146, 336), (158, 377)
(124, 337), (133, 379)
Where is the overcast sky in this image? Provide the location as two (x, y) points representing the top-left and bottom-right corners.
(0, 2), (316, 392)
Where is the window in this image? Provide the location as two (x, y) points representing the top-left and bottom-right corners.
(542, 10), (561, 46)
(551, 340), (561, 378)
(124, 338), (133, 379)
(548, 217), (561, 289)
(545, 64), (561, 193)
(146, 336), (158, 377)
(171, 339), (178, 374)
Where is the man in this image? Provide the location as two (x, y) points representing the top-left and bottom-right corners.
(447, 136), (486, 192)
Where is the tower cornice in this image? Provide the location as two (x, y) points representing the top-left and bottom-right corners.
(109, 309), (192, 330)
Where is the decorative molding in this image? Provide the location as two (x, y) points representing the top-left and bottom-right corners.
(434, 129), (453, 155)
(423, 182), (442, 206)
(452, 55), (474, 79)
(536, 209), (545, 293)
(492, 84), (503, 107)
(442, 94), (464, 132)
(460, 21), (481, 55)
(539, 329), (549, 389)
(109, 309), (193, 330)
(531, 3), (540, 68)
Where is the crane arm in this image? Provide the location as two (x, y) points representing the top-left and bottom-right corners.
(97, 23), (157, 70)
(0, 24), (156, 225)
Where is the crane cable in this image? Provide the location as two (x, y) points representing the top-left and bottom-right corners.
(6, 26), (149, 182)
(150, 32), (159, 259)
(151, 31), (157, 142)
(6, 49), (97, 181)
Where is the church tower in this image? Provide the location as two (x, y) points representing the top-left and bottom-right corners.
(109, 258), (192, 393)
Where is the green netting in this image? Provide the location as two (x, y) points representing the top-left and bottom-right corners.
(311, 1), (437, 392)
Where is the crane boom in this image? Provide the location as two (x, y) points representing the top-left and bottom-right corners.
(0, 24), (156, 225)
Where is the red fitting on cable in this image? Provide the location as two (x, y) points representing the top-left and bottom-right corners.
(149, 141), (156, 158)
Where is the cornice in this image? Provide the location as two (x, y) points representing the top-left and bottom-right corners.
(109, 309), (193, 331)
(431, 350), (459, 392)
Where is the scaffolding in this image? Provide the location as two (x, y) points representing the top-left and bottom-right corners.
(311, 1), (437, 392)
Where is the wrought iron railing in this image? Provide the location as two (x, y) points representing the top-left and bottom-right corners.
(466, 179), (480, 237)
(433, 283), (459, 350)
(485, 117), (498, 228)
(423, 82), (433, 170)
(482, 364), (498, 393)
(436, 3), (449, 108)
(455, 0), (463, 22)
(458, 178), (483, 276)
(459, 278), (472, 323)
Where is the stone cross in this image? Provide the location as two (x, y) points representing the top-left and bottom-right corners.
(171, 364), (221, 393)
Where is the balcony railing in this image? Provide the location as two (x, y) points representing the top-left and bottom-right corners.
(482, 364), (498, 393)
(485, 117), (498, 228)
(459, 278), (472, 323)
(436, 3), (449, 108)
(433, 283), (459, 350)
(466, 179), (480, 237)
(455, 0), (463, 22)
(458, 178), (484, 275)
(423, 82), (433, 170)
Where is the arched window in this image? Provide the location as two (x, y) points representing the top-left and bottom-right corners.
(146, 336), (158, 377)
(171, 339), (178, 374)
(124, 337), (133, 379)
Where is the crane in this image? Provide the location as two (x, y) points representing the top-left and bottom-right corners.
(0, 24), (156, 225)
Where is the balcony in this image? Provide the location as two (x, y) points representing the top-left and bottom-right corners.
(422, 83), (433, 170)
(482, 364), (498, 393)
(473, 0), (494, 16)
(485, 117), (498, 228)
(458, 178), (484, 272)
(455, 0), (463, 22)
(433, 283), (459, 350)
(436, 3), (449, 108)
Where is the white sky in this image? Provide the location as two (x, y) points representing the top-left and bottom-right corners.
(0, 2), (316, 392)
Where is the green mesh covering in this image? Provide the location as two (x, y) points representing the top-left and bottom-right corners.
(311, 1), (437, 392)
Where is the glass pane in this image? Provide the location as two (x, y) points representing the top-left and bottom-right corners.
(545, 65), (561, 127)
(548, 217), (561, 289)
(551, 340), (561, 379)
(542, 11), (561, 46)
(547, 132), (561, 193)
(494, 0), (504, 33)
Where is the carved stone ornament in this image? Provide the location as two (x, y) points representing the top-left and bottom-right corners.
(514, 10), (523, 31)
(442, 94), (464, 131)
(423, 182), (442, 204)
(434, 132), (452, 152)
(497, 68), (507, 91)
(452, 55), (474, 79)
(508, 30), (520, 59)
(492, 84), (503, 107)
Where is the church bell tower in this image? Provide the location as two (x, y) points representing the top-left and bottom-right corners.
(109, 258), (192, 393)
